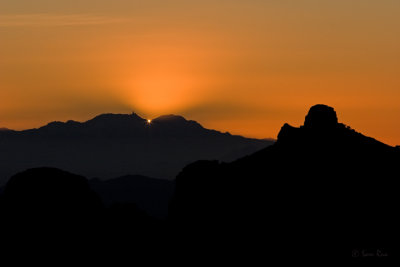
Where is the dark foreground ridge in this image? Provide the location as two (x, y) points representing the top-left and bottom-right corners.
(0, 167), (164, 262)
(89, 175), (174, 219)
(0, 105), (398, 263)
(170, 104), (400, 262)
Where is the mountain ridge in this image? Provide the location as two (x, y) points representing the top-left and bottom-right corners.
(2, 112), (267, 140)
(0, 112), (273, 184)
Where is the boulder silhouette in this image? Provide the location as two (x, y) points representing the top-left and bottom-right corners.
(304, 104), (338, 129)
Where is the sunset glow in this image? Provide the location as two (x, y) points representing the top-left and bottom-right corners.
(1, 1), (400, 145)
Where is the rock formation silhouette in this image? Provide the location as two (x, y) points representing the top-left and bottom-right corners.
(169, 104), (399, 262)
(304, 104), (338, 129)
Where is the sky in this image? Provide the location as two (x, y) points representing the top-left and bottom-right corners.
(1, 0), (399, 145)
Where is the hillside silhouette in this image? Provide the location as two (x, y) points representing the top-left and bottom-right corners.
(0, 168), (103, 254)
(0, 112), (272, 184)
(169, 104), (399, 262)
(0, 167), (165, 261)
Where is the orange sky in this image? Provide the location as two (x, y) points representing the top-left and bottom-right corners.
(1, 1), (400, 145)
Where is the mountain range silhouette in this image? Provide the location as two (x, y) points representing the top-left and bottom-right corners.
(0, 104), (397, 263)
(0, 112), (272, 184)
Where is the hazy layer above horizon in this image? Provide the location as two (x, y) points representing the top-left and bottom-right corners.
(0, 0), (399, 144)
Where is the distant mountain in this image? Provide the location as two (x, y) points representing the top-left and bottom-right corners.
(169, 104), (400, 262)
(89, 175), (174, 219)
(0, 112), (273, 184)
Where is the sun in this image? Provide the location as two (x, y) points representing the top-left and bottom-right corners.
(147, 119), (152, 124)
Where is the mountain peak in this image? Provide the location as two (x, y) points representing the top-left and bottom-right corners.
(88, 112), (145, 123)
(276, 104), (393, 151)
(304, 104), (338, 129)
(278, 104), (340, 143)
(152, 114), (203, 128)
(153, 114), (187, 123)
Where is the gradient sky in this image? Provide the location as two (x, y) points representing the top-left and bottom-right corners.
(1, 1), (399, 145)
